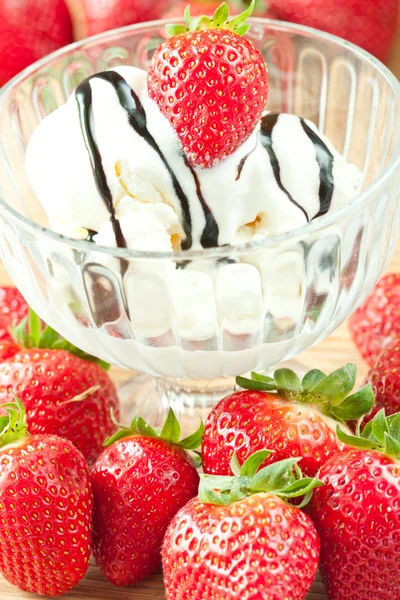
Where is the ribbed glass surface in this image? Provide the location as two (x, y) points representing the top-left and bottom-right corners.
(0, 20), (399, 378)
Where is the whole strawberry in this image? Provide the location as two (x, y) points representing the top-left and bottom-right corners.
(365, 339), (400, 423)
(0, 286), (28, 341)
(0, 309), (119, 467)
(0, 0), (73, 86)
(66, 0), (175, 39)
(310, 410), (400, 599)
(349, 273), (400, 366)
(148, 1), (269, 167)
(0, 397), (92, 596)
(202, 364), (374, 477)
(268, 0), (397, 62)
(163, 450), (321, 600)
(92, 410), (202, 586)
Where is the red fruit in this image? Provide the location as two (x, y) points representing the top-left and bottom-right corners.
(163, 452), (320, 600)
(0, 309), (120, 466)
(148, 4), (269, 167)
(91, 411), (201, 586)
(0, 341), (21, 362)
(349, 273), (400, 366)
(365, 340), (400, 423)
(310, 411), (400, 599)
(268, 0), (397, 62)
(0, 287), (28, 342)
(0, 398), (92, 596)
(0, 0), (73, 86)
(0, 349), (119, 467)
(66, 0), (175, 39)
(202, 365), (374, 477)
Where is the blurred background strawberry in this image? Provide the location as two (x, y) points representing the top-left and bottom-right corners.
(65, 0), (174, 39)
(0, 0), (73, 87)
(268, 0), (399, 62)
(0, 0), (399, 86)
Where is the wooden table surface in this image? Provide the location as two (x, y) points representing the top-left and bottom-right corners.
(1, 25), (400, 600)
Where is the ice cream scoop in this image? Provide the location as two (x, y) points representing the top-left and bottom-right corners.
(25, 66), (361, 253)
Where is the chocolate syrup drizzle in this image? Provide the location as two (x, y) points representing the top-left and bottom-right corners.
(76, 82), (127, 249)
(300, 118), (334, 218)
(76, 71), (196, 249)
(260, 113), (309, 222)
(236, 138), (258, 181)
(183, 155), (219, 248)
(260, 112), (335, 221)
(76, 72), (335, 250)
(86, 229), (98, 242)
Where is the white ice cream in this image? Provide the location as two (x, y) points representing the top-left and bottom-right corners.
(24, 66), (363, 368)
(25, 66), (361, 252)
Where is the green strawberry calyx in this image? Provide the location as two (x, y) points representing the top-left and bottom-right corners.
(236, 364), (374, 423)
(11, 308), (110, 371)
(104, 408), (204, 463)
(337, 409), (400, 460)
(167, 0), (256, 37)
(0, 394), (28, 448)
(200, 449), (324, 507)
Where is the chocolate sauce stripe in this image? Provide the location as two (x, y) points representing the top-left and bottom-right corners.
(260, 112), (310, 223)
(75, 84), (127, 249)
(183, 155), (219, 248)
(300, 118), (334, 218)
(236, 136), (259, 181)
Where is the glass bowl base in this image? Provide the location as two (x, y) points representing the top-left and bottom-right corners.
(117, 361), (305, 435)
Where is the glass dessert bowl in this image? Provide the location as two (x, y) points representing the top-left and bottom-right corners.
(0, 18), (400, 427)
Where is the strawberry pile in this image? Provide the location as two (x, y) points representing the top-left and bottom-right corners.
(0, 283), (400, 598)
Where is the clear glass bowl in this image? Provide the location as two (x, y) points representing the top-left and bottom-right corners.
(0, 19), (399, 425)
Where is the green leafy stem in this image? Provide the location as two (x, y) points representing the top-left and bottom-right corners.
(167, 0), (256, 37)
(200, 449), (324, 508)
(12, 308), (110, 371)
(237, 364), (374, 423)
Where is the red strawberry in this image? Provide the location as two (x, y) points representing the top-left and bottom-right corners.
(0, 397), (92, 596)
(310, 410), (400, 599)
(91, 410), (202, 586)
(0, 0), (73, 86)
(148, 1), (269, 167)
(202, 364), (374, 477)
(0, 287), (28, 342)
(0, 341), (21, 362)
(349, 273), (400, 366)
(0, 309), (119, 467)
(365, 339), (400, 423)
(163, 450), (321, 600)
(66, 0), (175, 39)
(268, 0), (398, 62)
